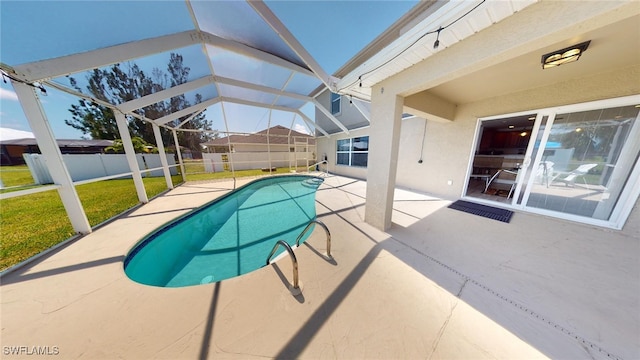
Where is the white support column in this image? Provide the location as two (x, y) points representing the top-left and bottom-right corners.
(267, 110), (273, 174)
(12, 81), (92, 234)
(172, 129), (187, 182)
(115, 112), (148, 203)
(152, 123), (173, 190)
(365, 89), (404, 231)
(220, 103), (236, 179)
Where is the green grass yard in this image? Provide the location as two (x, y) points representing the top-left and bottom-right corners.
(0, 174), (182, 271)
(0, 163), (317, 271)
(0, 165), (34, 188)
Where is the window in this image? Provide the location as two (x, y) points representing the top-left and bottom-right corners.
(331, 92), (341, 115)
(336, 136), (369, 167)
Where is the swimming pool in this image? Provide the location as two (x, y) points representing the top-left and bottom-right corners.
(124, 175), (324, 287)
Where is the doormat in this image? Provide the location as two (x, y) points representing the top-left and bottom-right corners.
(448, 200), (513, 223)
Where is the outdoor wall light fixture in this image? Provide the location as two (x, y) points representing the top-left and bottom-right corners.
(541, 40), (591, 69)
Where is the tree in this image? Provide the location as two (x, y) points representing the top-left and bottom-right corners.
(65, 54), (215, 152)
(105, 137), (158, 154)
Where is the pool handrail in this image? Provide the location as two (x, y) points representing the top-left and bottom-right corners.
(266, 240), (299, 290)
(295, 220), (332, 258)
(307, 160), (328, 176)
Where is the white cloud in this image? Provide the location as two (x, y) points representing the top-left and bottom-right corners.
(293, 123), (310, 135)
(0, 88), (19, 101)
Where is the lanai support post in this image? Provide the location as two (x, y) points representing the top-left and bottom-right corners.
(364, 90), (404, 231)
(114, 112), (148, 203)
(152, 123), (173, 190)
(171, 129), (187, 183)
(12, 82), (92, 234)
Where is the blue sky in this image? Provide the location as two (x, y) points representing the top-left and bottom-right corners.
(0, 1), (416, 139)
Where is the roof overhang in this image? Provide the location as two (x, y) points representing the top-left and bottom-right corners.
(332, 0), (640, 115)
(334, 0), (539, 101)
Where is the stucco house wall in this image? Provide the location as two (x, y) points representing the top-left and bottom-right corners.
(316, 1), (640, 232)
(397, 64), (640, 200)
(316, 65), (640, 235)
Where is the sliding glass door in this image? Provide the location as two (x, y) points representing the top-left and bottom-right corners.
(465, 113), (536, 205)
(467, 95), (640, 228)
(520, 102), (640, 226)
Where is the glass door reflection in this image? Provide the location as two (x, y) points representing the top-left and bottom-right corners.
(522, 105), (640, 221)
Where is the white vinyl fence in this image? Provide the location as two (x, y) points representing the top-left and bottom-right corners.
(202, 152), (315, 172)
(24, 153), (177, 185)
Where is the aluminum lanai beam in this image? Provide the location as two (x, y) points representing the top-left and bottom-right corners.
(214, 96), (331, 137)
(154, 97), (221, 125)
(13, 29), (315, 83)
(12, 81), (92, 234)
(176, 109), (206, 129)
(220, 97), (297, 113)
(41, 79), (160, 127)
(152, 123), (174, 190)
(119, 73), (310, 121)
(114, 112), (148, 203)
(215, 75), (310, 101)
(311, 99), (350, 134)
(118, 75), (216, 113)
(247, 0), (339, 91)
(172, 129), (187, 183)
(351, 98), (371, 123)
(13, 31), (202, 82)
(296, 110), (330, 138)
(201, 32), (314, 77)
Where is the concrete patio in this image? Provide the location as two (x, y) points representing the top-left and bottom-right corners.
(1, 174), (638, 359)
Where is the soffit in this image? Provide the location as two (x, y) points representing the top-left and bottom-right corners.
(428, 13), (640, 105)
(336, 0), (537, 100)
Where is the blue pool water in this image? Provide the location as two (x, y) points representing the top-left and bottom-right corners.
(124, 175), (324, 287)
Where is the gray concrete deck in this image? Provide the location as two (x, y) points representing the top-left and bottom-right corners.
(1, 175), (638, 359)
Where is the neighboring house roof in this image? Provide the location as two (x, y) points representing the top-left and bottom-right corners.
(202, 125), (314, 146)
(0, 128), (35, 141)
(0, 138), (114, 147)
